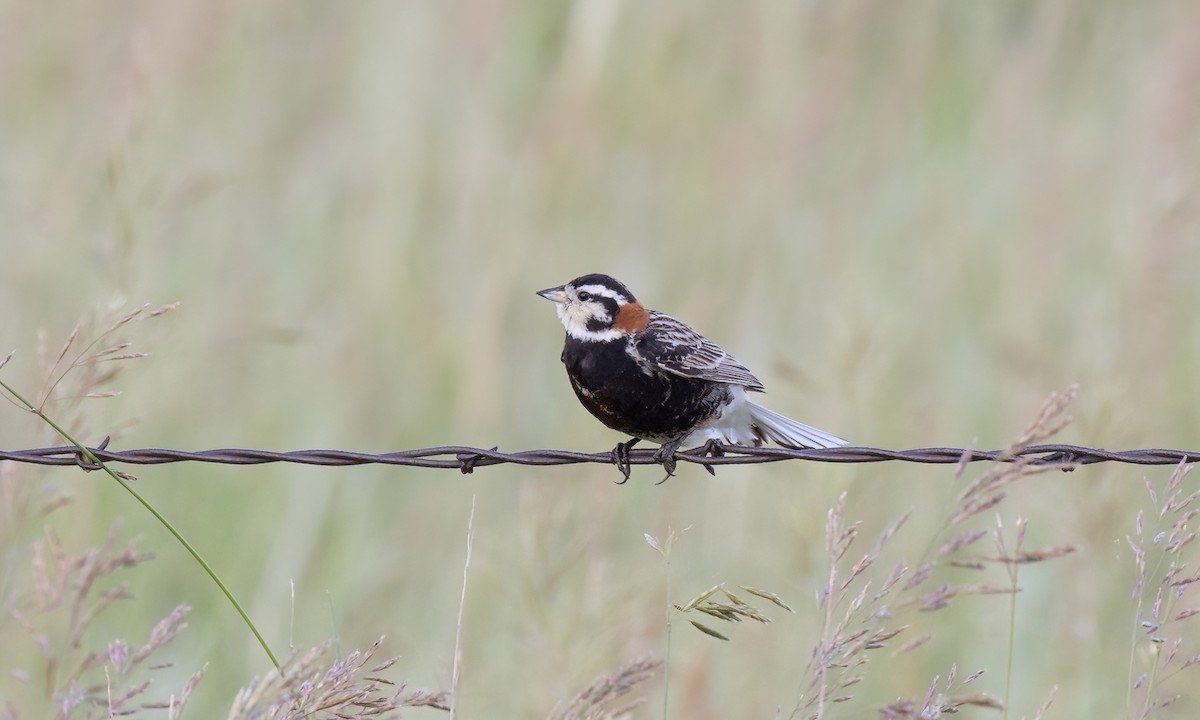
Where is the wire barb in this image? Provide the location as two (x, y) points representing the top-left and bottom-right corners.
(1, 443), (1197, 472)
(71, 435), (110, 472)
(456, 446), (498, 475)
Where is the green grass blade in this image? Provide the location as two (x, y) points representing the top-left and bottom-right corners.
(0, 377), (280, 669)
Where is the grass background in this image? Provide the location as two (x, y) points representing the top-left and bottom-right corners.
(2, 0), (1199, 717)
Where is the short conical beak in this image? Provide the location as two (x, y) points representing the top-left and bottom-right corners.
(537, 285), (567, 302)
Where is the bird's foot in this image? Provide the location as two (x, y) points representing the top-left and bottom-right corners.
(698, 438), (725, 477)
(610, 438), (641, 484)
(653, 438), (686, 484)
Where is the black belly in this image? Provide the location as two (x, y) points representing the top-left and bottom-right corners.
(559, 337), (729, 441)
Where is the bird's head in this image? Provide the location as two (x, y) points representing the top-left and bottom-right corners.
(537, 273), (650, 341)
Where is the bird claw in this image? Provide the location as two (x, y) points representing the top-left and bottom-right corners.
(610, 438), (641, 484)
(653, 440), (684, 484)
(698, 439), (724, 477)
(648, 437), (726, 483)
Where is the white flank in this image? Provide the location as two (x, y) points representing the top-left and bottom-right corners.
(680, 386), (848, 449)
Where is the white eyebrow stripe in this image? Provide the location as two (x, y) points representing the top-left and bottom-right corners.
(577, 285), (625, 301)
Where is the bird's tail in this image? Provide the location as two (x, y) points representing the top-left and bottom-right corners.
(747, 402), (848, 449)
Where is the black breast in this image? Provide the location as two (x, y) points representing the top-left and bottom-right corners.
(559, 336), (729, 441)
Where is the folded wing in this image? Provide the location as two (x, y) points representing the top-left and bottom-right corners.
(633, 312), (766, 392)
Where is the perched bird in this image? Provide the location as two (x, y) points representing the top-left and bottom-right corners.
(537, 273), (847, 480)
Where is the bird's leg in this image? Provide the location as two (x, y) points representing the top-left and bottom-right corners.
(699, 438), (724, 477)
(653, 435), (687, 484)
(610, 437), (641, 484)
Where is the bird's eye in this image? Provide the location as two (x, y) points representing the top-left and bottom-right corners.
(577, 291), (593, 302)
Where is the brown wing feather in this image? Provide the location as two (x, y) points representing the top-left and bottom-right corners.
(632, 311), (765, 391)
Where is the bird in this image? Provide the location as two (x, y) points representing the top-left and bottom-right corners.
(537, 273), (847, 481)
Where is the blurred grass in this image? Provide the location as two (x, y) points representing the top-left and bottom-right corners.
(1, 0), (1199, 717)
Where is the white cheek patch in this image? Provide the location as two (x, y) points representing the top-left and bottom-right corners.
(569, 302), (610, 324)
(557, 302), (591, 328)
(557, 302), (622, 341)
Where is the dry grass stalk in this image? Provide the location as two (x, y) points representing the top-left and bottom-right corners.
(1128, 459), (1200, 719)
(953, 386), (1081, 523)
(791, 389), (1081, 719)
(880, 665), (995, 718)
(1003, 385), (1077, 453)
(449, 495), (476, 720)
(3, 521), (198, 719)
(3, 464), (444, 720)
(226, 637), (449, 720)
(1031, 684), (1058, 720)
(548, 656), (662, 720)
(8, 300), (177, 446)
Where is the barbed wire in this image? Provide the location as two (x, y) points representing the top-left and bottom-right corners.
(1, 442), (1197, 475)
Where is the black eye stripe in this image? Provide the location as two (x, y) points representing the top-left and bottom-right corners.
(597, 296), (619, 320)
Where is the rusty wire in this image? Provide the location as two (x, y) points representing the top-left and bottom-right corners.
(0, 442), (1196, 475)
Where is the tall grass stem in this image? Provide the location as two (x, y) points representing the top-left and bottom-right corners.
(0, 377), (280, 669)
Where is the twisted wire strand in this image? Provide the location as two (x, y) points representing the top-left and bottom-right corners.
(1, 443), (1197, 474)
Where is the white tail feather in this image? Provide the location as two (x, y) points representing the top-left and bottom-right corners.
(747, 402), (848, 449)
